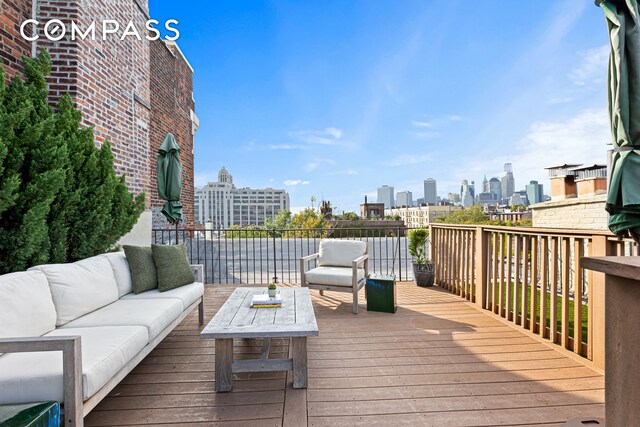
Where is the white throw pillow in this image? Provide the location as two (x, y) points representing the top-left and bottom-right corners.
(29, 255), (119, 326)
(318, 239), (367, 268)
(0, 271), (57, 338)
(101, 252), (133, 297)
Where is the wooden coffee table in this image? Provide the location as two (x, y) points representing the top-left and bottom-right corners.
(200, 287), (318, 392)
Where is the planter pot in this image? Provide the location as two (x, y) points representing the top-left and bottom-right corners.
(413, 262), (435, 287)
(268, 288), (277, 298)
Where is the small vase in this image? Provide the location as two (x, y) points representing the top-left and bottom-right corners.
(268, 288), (277, 298)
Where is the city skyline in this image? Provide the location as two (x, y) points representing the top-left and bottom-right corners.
(150, 1), (610, 213)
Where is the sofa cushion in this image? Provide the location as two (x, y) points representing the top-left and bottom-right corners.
(123, 245), (158, 294)
(28, 255), (119, 326)
(0, 326), (148, 403)
(101, 252), (133, 297)
(60, 299), (183, 341)
(121, 282), (204, 311)
(305, 266), (365, 287)
(0, 271), (57, 338)
(152, 244), (195, 292)
(318, 239), (367, 268)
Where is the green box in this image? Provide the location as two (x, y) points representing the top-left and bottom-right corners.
(0, 401), (60, 427)
(366, 274), (397, 313)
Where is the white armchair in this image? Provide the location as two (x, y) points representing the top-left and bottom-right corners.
(300, 239), (369, 314)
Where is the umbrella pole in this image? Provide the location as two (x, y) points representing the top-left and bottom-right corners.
(176, 222), (179, 244)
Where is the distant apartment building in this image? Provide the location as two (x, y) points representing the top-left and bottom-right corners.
(526, 180), (544, 205)
(377, 185), (395, 208)
(396, 191), (413, 207)
(385, 205), (461, 228)
(510, 190), (529, 206)
(448, 193), (461, 204)
(424, 178), (438, 205)
(195, 167), (290, 228)
(360, 196), (386, 218)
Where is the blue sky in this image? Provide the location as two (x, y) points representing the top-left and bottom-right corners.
(152, 0), (610, 213)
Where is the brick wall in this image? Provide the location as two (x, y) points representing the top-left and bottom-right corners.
(0, 0), (32, 80)
(531, 195), (608, 230)
(35, 0), (152, 201)
(150, 40), (195, 227)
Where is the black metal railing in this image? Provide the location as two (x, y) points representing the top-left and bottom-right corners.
(152, 227), (425, 284)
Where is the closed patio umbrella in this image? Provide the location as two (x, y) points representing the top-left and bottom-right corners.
(157, 133), (183, 241)
(599, 0), (640, 244)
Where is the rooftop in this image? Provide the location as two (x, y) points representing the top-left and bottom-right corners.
(85, 283), (604, 426)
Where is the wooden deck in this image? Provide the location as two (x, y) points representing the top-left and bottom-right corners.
(85, 283), (604, 426)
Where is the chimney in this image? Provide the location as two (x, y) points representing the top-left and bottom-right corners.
(573, 165), (608, 197)
(545, 164), (582, 201)
(364, 195), (368, 204)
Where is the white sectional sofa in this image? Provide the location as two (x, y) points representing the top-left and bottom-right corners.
(0, 252), (204, 427)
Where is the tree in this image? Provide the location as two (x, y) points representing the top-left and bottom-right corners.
(342, 212), (359, 220)
(265, 209), (292, 230)
(434, 205), (494, 225)
(0, 51), (144, 273)
(288, 208), (328, 237)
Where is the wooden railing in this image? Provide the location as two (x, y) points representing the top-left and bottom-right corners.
(429, 223), (637, 369)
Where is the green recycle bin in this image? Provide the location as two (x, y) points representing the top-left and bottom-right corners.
(365, 274), (397, 313)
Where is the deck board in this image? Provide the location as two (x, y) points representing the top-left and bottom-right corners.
(86, 282), (604, 426)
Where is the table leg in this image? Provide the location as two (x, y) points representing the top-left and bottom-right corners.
(291, 336), (307, 388)
(215, 338), (233, 392)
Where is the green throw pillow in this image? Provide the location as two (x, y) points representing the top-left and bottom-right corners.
(123, 245), (158, 294)
(151, 244), (194, 292)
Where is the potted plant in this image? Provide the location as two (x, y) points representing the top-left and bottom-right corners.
(268, 283), (277, 298)
(408, 228), (434, 287)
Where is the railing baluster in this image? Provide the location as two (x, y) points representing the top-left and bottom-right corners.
(550, 237), (559, 344)
(574, 238), (584, 354)
(561, 237), (571, 350)
(530, 236), (538, 333)
(540, 236), (549, 339)
(521, 235), (529, 328)
(506, 235), (513, 321)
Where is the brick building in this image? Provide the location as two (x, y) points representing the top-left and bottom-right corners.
(0, 0), (197, 230)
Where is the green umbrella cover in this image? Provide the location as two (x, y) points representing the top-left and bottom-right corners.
(157, 133), (183, 225)
(600, 0), (640, 242)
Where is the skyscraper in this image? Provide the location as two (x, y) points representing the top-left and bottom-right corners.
(501, 163), (515, 203)
(526, 180), (544, 205)
(377, 185), (395, 209)
(482, 175), (490, 193)
(424, 178), (437, 205)
(461, 180), (474, 207)
(489, 177), (502, 201)
(396, 191), (413, 207)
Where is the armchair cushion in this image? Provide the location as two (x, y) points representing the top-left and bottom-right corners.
(318, 240), (367, 268)
(305, 266), (365, 287)
(0, 271), (56, 338)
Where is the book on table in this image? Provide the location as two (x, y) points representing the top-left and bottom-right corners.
(251, 294), (282, 308)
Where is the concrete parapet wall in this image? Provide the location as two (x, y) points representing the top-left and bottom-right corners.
(530, 194), (608, 230)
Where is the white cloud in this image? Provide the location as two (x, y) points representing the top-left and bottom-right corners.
(412, 120), (433, 128)
(284, 179), (310, 186)
(510, 109), (610, 185)
(448, 115), (463, 121)
(569, 45), (608, 86)
(305, 158), (336, 172)
(390, 154), (432, 167)
(289, 127), (344, 145)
